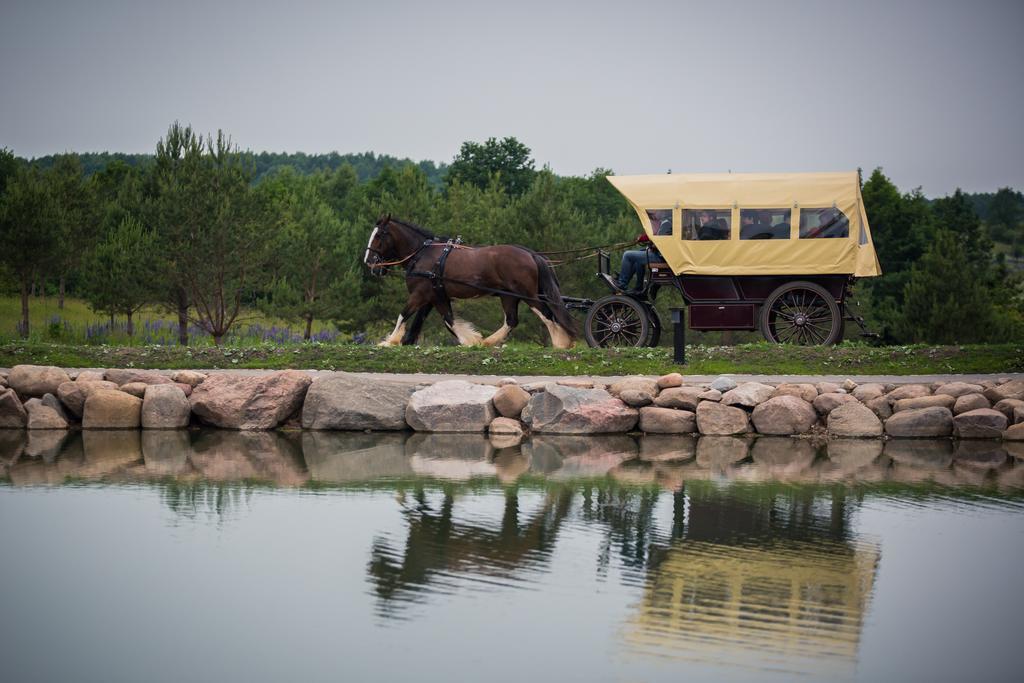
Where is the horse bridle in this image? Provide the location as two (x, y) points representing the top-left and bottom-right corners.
(365, 221), (425, 275)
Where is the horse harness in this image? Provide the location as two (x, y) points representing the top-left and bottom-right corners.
(407, 237), (464, 305)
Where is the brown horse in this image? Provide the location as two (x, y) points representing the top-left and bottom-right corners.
(363, 215), (577, 348)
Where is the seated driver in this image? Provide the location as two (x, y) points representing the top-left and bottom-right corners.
(612, 215), (668, 291)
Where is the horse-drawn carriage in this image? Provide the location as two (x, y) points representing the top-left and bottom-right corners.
(364, 171), (880, 349)
(572, 171), (881, 347)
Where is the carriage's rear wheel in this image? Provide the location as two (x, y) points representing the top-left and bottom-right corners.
(585, 295), (653, 348)
(759, 281), (842, 346)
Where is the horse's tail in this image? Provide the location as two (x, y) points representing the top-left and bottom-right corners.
(531, 252), (578, 339)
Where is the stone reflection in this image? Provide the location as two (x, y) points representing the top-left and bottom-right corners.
(142, 431), (192, 476)
(25, 430), (70, 461)
(527, 435), (638, 480)
(406, 433), (496, 481)
(188, 431), (306, 486)
(746, 437), (817, 481)
(822, 439), (886, 482)
(302, 432), (411, 483)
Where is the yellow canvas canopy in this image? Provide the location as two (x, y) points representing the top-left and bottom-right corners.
(607, 172), (881, 277)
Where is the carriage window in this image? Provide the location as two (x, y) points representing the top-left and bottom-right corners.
(646, 209), (673, 236)
(800, 208), (850, 239)
(682, 209), (731, 241)
(740, 209), (791, 240)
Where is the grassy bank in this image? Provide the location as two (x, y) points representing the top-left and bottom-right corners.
(1, 340), (1020, 375)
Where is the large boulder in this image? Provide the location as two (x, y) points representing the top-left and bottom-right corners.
(302, 374), (414, 430)
(1003, 423), (1024, 441)
(0, 388), (28, 429)
(695, 401), (751, 435)
(619, 389), (654, 408)
(406, 380), (497, 432)
(190, 371), (311, 430)
(884, 407), (953, 437)
(886, 384), (932, 402)
(142, 384), (191, 429)
(24, 398), (68, 430)
(751, 396), (817, 435)
(522, 385), (637, 434)
(608, 377), (659, 404)
(772, 383), (818, 403)
(852, 383), (886, 402)
(7, 365), (70, 399)
(935, 382), (984, 398)
(812, 393), (859, 415)
(983, 379), (1024, 403)
(657, 373), (684, 389)
(827, 402), (883, 438)
(711, 376), (738, 393)
(953, 393), (990, 415)
(654, 386), (703, 411)
(865, 396), (893, 421)
(56, 380), (119, 417)
(104, 369), (174, 387)
(815, 381), (842, 395)
(75, 370), (106, 383)
(953, 408), (1008, 439)
(119, 382), (149, 399)
(893, 394), (956, 413)
(492, 384), (530, 419)
(993, 399), (1024, 422)
(83, 389), (143, 429)
(638, 407), (697, 434)
(171, 370), (207, 387)
(721, 382), (775, 408)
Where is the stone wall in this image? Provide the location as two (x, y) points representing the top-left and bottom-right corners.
(1, 365), (1022, 443)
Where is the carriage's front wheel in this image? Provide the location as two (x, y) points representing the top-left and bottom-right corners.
(585, 295), (652, 348)
(759, 281), (843, 345)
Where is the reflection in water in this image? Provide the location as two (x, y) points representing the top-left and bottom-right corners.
(624, 482), (877, 677)
(0, 430), (1022, 680)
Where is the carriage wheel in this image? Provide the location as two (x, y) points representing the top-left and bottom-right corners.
(585, 295), (652, 348)
(759, 281), (842, 346)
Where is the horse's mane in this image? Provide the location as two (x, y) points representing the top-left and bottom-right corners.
(390, 217), (445, 241)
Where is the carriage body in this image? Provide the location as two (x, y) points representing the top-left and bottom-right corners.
(585, 172), (881, 346)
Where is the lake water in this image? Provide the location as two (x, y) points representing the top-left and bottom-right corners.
(1, 430), (1022, 682)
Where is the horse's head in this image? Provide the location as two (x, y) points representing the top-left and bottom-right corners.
(364, 213), (394, 275)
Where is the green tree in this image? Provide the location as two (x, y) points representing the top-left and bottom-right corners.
(860, 169), (935, 340)
(897, 229), (1004, 343)
(148, 121), (206, 345)
(0, 167), (59, 337)
(47, 154), (98, 309)
(183, 131), (267, 346)
(447, 137), (536, 197)
(81, 215), (159, 335)
(988, 187), (1022, 244)
(258, 170), (348, 340)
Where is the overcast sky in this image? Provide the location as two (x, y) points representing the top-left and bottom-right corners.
(1, 0), (1021, 195)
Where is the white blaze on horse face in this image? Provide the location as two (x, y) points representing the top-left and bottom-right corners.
(364, 227), (379, 266)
